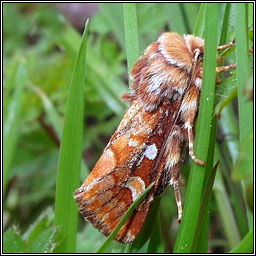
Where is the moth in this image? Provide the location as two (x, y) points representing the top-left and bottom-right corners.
(74, 32), (235, 243)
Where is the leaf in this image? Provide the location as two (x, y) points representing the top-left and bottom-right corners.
(27, 226), (58, 253)
(53, 20), (89, 253)
(3, 227), (25, 253)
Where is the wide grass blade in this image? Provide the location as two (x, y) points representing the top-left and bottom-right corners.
(173, 3), (219, 253)
(53, 20), (89, 253)
(97, 183), (154, 253)
(3, 60), (27, 197)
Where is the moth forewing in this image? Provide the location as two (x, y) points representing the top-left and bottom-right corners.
(74, 32), (236, 243)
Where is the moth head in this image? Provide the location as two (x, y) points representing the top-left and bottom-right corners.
(184, 35), (204, 63)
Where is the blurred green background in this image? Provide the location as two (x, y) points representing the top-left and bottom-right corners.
(3, 3), (253, 253)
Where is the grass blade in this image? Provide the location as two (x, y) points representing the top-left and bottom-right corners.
(97, 183), (154, 253)
(53, 20), (89, 253)
(193, 3), (207, 36)
(213, 155), (241, 249)
(173, 3), (219, 253)
(123, 3), (140, 73)
(191, 162), (219, 252)
(3, 60), (26, 196)
(147, 206), (164, 253)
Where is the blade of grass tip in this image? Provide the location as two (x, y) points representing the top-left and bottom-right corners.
(3, 60), (27, 197)
(53, 20), (89, 253)
(123, 3), (139, 79)
(234, 3), (253, 229)
(229, 229), (253, 253)
(173, 3), (218, 253)
(97, 183), (154, 253)
(217, 3), (229, 44)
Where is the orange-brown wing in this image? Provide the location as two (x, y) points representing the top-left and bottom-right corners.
(74, 99), (180, 243)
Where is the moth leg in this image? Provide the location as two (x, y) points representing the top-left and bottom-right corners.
(165, 126), (183, 222)
(181, 85), (205, 166)
(185, 121), (205, 166)
(170, 171), (183, 223)
(217, 39), (235, 50)
(216, 63), (236, 73)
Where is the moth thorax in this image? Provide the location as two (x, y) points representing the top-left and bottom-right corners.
(158, 32), (204, 71)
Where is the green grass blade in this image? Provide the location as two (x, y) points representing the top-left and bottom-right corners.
(123, 3), (140, 74)
(147, 206), (164, 253)
(193, 3), (207, 36)
(3, 60), (27, 197)
(213, 154), (241, 249)
(234, 3), (253, 229)
(97, 183), (154, 253)
(217, 3), (231, 44)
(229, 229), (253, 253)
(219, 105), (249, 238)
(53, 20), (89, 253)
(173, 3), (219, 253)
(235, 3), (251, 141)
(191, 162), (219, 252)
